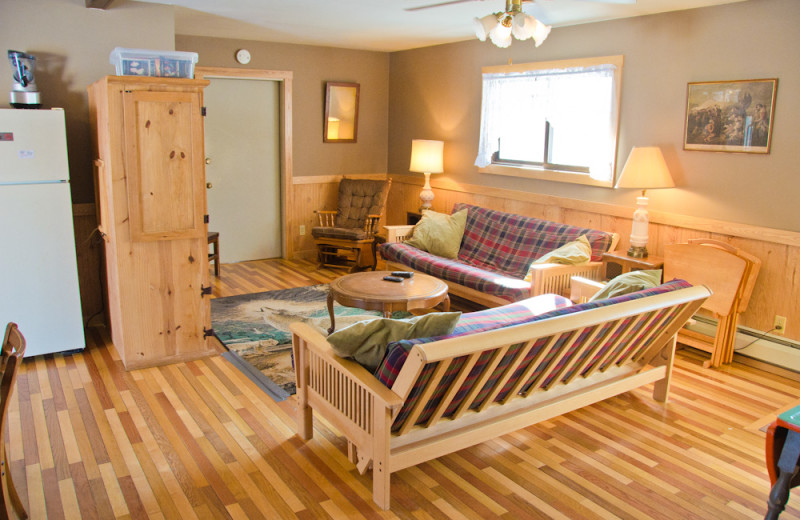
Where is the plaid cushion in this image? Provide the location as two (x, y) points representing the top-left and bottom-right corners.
(452, 203), (614, 279)
(374, 293), (573, 386)
(379, 242), (531, 302)
(379, 279), (691, 432)
(312, 226), (370, 240)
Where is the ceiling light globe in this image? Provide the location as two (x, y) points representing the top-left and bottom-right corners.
(532, 20), (552, 47)
(511, 13), (535, 40)
(473, 14), (499, 41)
(489, 22), (513, 47)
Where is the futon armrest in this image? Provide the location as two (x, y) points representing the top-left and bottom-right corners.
(290, 322), (404, 410)
(527, 262), (605, 298)
(569, 275), (606, 303)
(384, 225), (414, 243)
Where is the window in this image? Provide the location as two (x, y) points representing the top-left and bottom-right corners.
(475, 55), (624, 187)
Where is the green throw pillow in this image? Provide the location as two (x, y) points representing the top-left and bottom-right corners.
(588, 269), (663, 302)
(327, 311), (461, 372)
(524, 235), (593, 282)
(405, 209), (468, 259)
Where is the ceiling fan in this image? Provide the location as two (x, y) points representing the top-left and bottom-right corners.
(406, 0), (635, 12)
(406, 0), (635, 48)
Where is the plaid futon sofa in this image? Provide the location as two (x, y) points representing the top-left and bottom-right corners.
(374, 279), (692, 432)
(379, 203), (616, 303)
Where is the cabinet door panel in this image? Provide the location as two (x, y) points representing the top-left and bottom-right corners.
(123, 90), (205, 241)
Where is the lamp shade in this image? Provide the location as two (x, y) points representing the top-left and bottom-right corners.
(409, 139), (444, 174)
(615, 146), (675, 190)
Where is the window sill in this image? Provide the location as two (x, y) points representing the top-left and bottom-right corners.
(479, 163), (614, 188)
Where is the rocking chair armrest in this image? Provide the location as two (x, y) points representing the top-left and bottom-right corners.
(363, 214), (383, 234)
(315, 209), (339, 227)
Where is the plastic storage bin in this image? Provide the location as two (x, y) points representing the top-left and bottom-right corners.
(109, 47), (198, 78)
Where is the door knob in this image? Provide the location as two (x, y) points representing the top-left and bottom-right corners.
(205, 157), (212, 165)
(206, 182), (213, 189)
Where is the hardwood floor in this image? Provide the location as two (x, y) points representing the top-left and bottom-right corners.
(8, 258), (800, 519)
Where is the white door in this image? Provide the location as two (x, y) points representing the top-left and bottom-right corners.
(203, 77), (282, 263)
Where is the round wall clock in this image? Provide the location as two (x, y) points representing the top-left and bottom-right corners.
(235, 49), (251, 65)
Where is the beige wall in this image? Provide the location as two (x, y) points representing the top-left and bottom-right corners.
(176, 35), (389, 179)
(0, 0), (176, 203)
(387, 0), (800, 233)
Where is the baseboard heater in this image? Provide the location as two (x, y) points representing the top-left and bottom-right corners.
(685, 316), (800, 373)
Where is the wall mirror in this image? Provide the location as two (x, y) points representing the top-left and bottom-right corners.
(324, 82), (360, 143)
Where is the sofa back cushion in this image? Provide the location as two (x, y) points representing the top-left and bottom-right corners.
(335, 178), (391, 229)
(452, 203), (614, 279)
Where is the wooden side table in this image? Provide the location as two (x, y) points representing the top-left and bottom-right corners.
(327, 271), (449, 333)
(602, 250), (664, 279)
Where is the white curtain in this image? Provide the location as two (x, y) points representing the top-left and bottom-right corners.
(475, 64), (617, 181)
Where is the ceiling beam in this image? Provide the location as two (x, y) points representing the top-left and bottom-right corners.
(85, 0), (114, 9)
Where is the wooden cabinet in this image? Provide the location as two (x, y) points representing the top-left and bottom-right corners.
(88, 76), (216, 370)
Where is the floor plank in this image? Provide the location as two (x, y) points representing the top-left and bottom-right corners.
(6, 258), (800, 518)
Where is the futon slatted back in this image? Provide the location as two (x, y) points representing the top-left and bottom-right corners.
(388, 285), (708, 435)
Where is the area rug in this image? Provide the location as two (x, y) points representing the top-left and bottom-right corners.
(211, 284), (409, 400)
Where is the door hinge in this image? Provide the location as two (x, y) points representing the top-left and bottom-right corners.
(204, 214), (209, 224)
(204, 327), (215, 338)
(201, 285), (212, 297)
(201, 106), (207, 116)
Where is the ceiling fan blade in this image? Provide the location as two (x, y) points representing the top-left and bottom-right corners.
(405, 0), (484, 12)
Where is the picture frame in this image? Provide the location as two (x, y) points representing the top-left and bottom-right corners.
(684, 78), (777, 153)
(324, 82), (359, 143)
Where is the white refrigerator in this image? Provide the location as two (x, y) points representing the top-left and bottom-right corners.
(0, 108), (85, 357)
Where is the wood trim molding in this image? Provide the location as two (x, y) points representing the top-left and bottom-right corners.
(195, 66), (294, 258)
(391, 173), (800, 247)
(293, 173), (387, 185)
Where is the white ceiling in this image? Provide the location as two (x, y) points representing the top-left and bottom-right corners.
(135, 0), (747, 52)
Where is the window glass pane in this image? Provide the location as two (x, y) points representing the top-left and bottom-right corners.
(547, 71), (613, 172)
(475, 57), (621, 184)
(496, 76), (545, 162)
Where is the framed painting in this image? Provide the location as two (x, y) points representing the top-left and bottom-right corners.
(684, 78), (777, 153)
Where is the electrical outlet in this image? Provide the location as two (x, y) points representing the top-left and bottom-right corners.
(774, 315), (787, 335)
(299, 225), (306, 236)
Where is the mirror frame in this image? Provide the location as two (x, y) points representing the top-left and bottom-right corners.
(324, 82), (360, 143)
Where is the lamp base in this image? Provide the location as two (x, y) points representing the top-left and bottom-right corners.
(627, 245), (648, 258)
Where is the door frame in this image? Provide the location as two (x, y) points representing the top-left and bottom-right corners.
(195, 66), (293, 259)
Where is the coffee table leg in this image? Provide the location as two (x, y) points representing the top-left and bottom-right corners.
(442, 294), (451, 312)
(327, 291), (336, 334)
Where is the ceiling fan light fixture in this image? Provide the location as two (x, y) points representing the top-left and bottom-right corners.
(532, 19), (552, 47)
(474, 0), (551, 48)
(473, 13), (499, 41)
(511, 13), (535, 40)
(489, 21), (512, 48)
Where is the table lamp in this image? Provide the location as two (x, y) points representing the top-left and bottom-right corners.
(615, 146), (674, 258)
(409, 139), (444, 212)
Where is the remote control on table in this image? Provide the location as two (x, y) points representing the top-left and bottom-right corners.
(391, 271), (414, 278)
(383, 275), (404, 282)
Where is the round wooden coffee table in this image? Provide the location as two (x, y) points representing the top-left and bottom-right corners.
(327, 271), (450, 333)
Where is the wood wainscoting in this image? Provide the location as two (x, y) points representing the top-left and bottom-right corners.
(77, 172), (798, 343)
(288, 173), (799, 342)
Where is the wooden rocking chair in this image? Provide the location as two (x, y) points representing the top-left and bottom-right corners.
(312, 178), (391, 272)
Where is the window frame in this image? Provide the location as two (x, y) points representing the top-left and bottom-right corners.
(477, 55), (624, 188)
